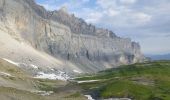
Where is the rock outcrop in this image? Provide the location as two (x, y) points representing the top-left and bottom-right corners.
(0, 0), (145, 74)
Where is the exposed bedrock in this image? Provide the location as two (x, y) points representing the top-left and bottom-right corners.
(0, 0), (145, 73)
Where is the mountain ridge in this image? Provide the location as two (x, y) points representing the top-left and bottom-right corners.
(147, 53), (170, 60)
(0, 0), (145, 75)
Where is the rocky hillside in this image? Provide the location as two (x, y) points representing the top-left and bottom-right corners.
(0, 58), (87, 100)
(0, 0), (144, 75)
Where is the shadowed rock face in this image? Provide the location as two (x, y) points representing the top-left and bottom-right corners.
(0, 0), (145, 73)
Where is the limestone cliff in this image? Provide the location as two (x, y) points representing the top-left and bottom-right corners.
(0, 0), (145, 73)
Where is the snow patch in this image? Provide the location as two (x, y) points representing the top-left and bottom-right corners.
(77, 80), (100, 84)
(84, 95), (131, 100)
(0, 72), (12, 77)
(85, 95), (95, 100)
(72, 75), (94, 79)
(2, 58), (19, 66)
(34, 71), (70, 81)
(73, 70), (82, 74)
(33, 91), (53, 96)
(20, 42), (24, 45)
(30, 64), (38, 69)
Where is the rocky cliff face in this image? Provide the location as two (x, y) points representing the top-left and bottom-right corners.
(0, 0), (145, 74)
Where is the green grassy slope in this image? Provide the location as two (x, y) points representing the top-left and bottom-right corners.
(1, 58), (170, 100)
(75, 61), (170, 100)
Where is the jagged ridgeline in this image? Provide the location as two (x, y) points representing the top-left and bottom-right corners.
(0, 0), (145, 73)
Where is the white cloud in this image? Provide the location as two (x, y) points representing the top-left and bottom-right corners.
(94, 0), (151, 26)
(107, 9), (119, 17)
(96, 0), (117, 9)
(86, 12), (103, 23)
(120, 0), (137, 5)
(132, 12), (152, 25)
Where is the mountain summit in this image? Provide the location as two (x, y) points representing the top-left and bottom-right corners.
(0, 0), (145, 75)
(59, 6), (68, 13)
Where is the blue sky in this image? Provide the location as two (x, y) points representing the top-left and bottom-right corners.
(35, 0), (170, 55)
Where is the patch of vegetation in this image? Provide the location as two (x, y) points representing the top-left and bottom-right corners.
(38, 82), (53, 91)
(0, 86), (44, 100)
(75, 61), (170, 100)
(37, 81), (58, 91)
(100, 80), (154, 100)
(8, 76), (16, 80)
(66, 92), (82, 98)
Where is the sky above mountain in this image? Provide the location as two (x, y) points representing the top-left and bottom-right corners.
(35, 0), (170, 55)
